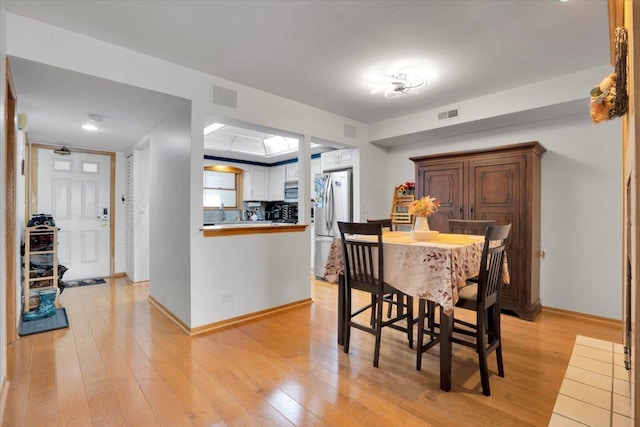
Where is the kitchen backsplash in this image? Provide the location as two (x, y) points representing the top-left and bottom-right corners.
(204, 209), (243, 223)
(204, 201), (297, 224)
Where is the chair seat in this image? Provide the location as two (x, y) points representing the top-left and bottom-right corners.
(458, 283), (478, 301)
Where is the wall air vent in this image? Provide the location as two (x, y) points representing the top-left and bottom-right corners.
(343, 124), (357, 139)
(438, 108), (459, 120)
(211, 85), (238, 109)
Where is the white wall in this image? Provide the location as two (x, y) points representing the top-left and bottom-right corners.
(132, 143), (150, 282)
(382, 114), (623, 319)
(148, 104), (192, 323)
(191, 230), (310, 326)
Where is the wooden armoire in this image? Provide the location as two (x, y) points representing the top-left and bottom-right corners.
(411, 141), (546, 320)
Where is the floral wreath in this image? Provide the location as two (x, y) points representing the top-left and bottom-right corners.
(590, 27), (628, 123)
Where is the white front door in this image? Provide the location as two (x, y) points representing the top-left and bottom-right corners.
(37, 148), (111, 281)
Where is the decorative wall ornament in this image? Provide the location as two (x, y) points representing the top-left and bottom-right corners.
(590, 26), (628, 123)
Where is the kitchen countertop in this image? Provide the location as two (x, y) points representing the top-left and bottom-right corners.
(201, 222), (308, 237)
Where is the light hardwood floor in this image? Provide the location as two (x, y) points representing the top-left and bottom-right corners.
(3, 277), (621, 426)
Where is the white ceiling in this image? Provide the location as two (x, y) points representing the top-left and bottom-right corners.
(5, 1), (611, 155)
(9, 57), (189, 152)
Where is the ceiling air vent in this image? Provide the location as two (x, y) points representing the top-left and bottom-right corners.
(438, 108), (459, 120)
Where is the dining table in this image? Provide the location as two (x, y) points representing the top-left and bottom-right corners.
(323, 230), (490, 392)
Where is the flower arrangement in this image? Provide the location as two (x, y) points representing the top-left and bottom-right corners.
(398, 181), (415, 195)
(590, 73), (618, 123)
(408, 195), (440, 217)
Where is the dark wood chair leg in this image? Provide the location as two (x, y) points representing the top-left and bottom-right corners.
(386, 293), (394, 318)
(416, 298), (426, 371)
(427, 300), (436, 335)
(373, 294), (384, 367)
(477, 310), (490, 396)
(338, 274), (345, 346)
(344, 287), (351, 355)
(370, 294), (376, 326)
(494, 305), (504, 377)
(407, 295), (413, 349)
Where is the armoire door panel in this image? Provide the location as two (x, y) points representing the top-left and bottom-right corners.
(470, 159), (524, 305)
(417, 161), (464, 232)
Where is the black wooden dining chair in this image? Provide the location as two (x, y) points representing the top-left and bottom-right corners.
(417, 224), (511, 396)
(338, 221), (414, 367)
(452, 224), (511, 396)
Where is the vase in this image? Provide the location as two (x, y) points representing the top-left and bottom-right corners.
(413, 216), (430, 232)
(410, 216), (438, 241)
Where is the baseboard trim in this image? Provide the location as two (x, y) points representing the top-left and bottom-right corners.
(111, 272), (127, 278)
(190, 298), (313, 336)
(147, 295), (191, 334)
(148, 295), (313, 336)
(130, 280), (150, 287)
(542, 306), (622, 326)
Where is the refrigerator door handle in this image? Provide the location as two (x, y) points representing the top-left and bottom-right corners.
(326, 178), (334, 231)
(323, 176), (330, 231)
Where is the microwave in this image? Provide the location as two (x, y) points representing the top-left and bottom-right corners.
(284, 181), (298, 202)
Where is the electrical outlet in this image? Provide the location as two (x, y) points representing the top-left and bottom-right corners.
(221, 292), (233, 302)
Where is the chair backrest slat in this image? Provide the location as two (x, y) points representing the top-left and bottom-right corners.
(478, 224), (511, 307)
(366, 218), (393, 229)
(449, 219), (495, 235)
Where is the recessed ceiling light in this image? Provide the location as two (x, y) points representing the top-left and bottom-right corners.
(204, 122), (225, 135)
(82, 123), (99, 131)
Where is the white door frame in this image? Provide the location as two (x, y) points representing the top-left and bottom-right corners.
(29, 143), (115, 278)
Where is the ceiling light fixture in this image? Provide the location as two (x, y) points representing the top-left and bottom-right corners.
(371, 73), (428, 99)
(82, 123), (99, 131)
(54, 146), (71, 156)
(82, 113), (103, 131)
(204, 122), (225, 135)
(367, 60), (435, 99)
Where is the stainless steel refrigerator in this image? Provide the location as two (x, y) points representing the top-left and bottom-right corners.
(313, 169), (352, 279)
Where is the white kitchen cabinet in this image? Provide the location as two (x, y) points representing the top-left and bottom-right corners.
(285, 163), (298, 181)
(321, 148), (354, 171)
(310, 157), (322, 196)
(269, 165), (286, 201)
(243, 165), (269, 201)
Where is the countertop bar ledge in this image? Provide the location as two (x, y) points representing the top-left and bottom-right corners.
(201, 223), (308, 237)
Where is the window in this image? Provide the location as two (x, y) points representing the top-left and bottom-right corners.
(203, 165), (243, 208)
